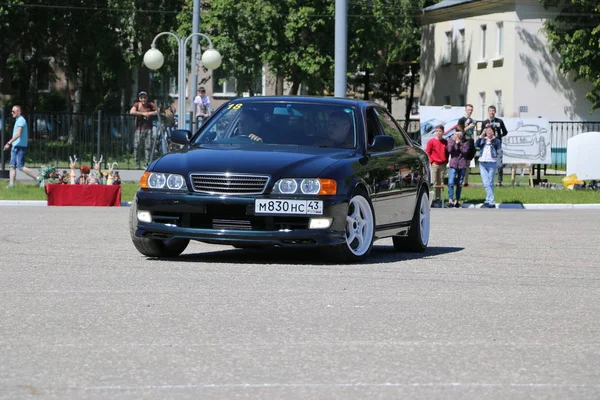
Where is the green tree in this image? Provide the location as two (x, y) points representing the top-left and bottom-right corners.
(198, 0), (268, 96)
(542, 0), (600, 111)
(201, 0), (335, 96)
(348, 0), (435, 123)
(0, 0), (181, 114)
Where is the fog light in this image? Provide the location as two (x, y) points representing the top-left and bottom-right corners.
(309, 218), (332, 229)
(137, 210), (152, 223)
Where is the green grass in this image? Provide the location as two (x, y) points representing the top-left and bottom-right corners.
(456, 186), (600, 204)
(0, 181), (140, 202)
(1, 179), (599, 204)
(464, 173), (566, 185)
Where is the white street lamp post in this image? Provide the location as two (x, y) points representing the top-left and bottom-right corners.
(143, 32), (222, 130)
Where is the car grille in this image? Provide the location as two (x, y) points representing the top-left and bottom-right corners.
(150, 204), (310, 231)
(188, 204), (310, 230)
(190, 173), (269, 195)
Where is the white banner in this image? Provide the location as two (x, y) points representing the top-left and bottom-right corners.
(501, 118), (551, 164)
(419, 106), (464, 149)
(420, 106), (551, 164)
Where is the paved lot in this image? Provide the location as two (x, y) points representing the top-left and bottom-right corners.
(1, 207), (599, 399)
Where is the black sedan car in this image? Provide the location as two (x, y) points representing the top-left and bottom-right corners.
(129, 96), (431, 262)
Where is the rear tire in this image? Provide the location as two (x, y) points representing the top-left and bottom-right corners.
(329, 189), (375, 263)
(129, 196), (189, 257)
(393, 189), (430, 252)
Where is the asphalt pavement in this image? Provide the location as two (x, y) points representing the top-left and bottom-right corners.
(0, 208), (599, 399)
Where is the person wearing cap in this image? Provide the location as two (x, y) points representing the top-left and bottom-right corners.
(130, 91), (157, 169)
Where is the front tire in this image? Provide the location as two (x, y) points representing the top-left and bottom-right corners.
(329, 190), (375, 263)
(393, 189), (430, 252)
(129, 196), (190, 257)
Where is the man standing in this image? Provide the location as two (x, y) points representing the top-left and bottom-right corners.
(480, 105), (508, 185)
(130, 91), (157, 169)
(3, 105), (38, 188)
(194, 86), (212, 127)
(457, 104), (477, 187)
(425, 125), (449, 207)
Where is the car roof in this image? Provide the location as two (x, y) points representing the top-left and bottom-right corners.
(230, 96), (379, 109)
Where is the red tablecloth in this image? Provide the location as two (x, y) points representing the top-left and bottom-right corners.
(45, 184), (122, 206)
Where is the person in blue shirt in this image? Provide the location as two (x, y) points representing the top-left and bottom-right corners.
(3, 105), (38, 188)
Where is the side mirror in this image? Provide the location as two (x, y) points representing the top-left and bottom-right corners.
(368, 135), (395, 152)
(170, 129), (192, 144)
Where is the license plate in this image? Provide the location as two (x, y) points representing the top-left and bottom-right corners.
(255, 199), (323, 215)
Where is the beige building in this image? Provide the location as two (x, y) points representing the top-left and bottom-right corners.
(420, 0), (600, 121)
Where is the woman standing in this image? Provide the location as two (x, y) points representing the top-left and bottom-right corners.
(446, 127), (474, 208)
(475, 125), (502, 208)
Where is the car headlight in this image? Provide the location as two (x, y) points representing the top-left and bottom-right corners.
(272, 178), (336, 195)
(300, 179), (320, 194)
(166, 174), (185, 190)
(277, 178), (298, 194)
(140, 172), (188, 190)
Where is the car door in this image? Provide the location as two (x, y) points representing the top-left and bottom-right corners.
(372, 107), (420, 223)
(363, 107), (408, 226)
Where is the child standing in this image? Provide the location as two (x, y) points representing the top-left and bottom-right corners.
(425, 125), (449, 207)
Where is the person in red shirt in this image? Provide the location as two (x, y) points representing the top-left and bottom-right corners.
(425, 125), (449, 206)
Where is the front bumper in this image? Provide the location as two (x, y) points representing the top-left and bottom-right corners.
(133, 190), (349, 247)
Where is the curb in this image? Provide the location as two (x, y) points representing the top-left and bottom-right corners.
(432, 203), (600, 210)
(457, 203), (600, 209)
(0, 200), (133, 207)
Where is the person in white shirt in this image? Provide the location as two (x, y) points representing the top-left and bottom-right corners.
(193, 87), (212, 127)
(475, 125), (502, 208)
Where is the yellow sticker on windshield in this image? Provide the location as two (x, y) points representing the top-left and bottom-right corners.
(226, 103), (243, 110)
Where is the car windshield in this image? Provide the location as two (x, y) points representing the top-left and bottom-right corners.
(194, 102), (357, 148)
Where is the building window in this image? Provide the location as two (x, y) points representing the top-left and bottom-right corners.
(495, 90), (503, 116)
(480, 25), (487, 60)
(443, 31), (452, 65)
(213, 69), (238, 96)
(479, 92), (486, 119)
(458, 94), (465, 107)
(496, 22), (504, 57)
(458, 29), (465, 64)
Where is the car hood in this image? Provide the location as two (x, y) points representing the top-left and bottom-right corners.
(152, 145), (355, 178)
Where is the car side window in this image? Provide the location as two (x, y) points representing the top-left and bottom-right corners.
(374, 108), (408, 147)
(365, 108), (382, 145)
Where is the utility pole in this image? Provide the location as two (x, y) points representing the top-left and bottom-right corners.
(334, 0), (347, 98)
(190, 0), (201, 122)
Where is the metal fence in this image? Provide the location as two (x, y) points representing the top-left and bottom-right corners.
(0, 111), (200, 170)
(549, 121), (600, 168)
(0, 112), (596, 170)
